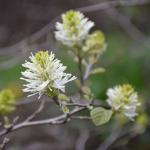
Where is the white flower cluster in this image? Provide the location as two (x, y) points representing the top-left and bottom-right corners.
(21, 51), (76, 98)
(55, 10), (94, 47)
(106, 84), (140, 120)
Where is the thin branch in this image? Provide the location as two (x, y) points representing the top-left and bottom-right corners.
(77, 53), (84, 98)
(106, 7), (148, 42)
(78, 0), (150, 13)
(0, 138), (9, 150)
(78, 55), (84, 86)
(24, 100), (45, 122)
(67, 101), (110, 109)
(66, 103), (88, 107)
(2, 116), (19, 136)
(83, 63), (93, 81)
(0, 106), (86, 138)
(97, 126), (134, 150)
(71, 116), (91, 120)
(0, 97), (106, 138)
(97, 127), (121, 150)
(75, 128), (89, 150)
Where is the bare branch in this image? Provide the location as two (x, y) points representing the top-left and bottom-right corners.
(83, 63), (93, 81)
(71, 116), (91, 120)
(0, 106), (86, 138)
(0, 138), (9, 150)
(97, 126), (134, 150)
(106, 7), (148, 42)
(24, 100), (45, 122)
(78, 0), (150, 13)
(67, 103), (88, 107)
(97, 127), (121, 150)
(75, 128), (89, 150)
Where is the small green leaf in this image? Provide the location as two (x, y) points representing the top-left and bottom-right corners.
(58, 94), (69, 102)
(90, 107), (112, 126)
(91, 68), (105, 75)
(87, 105), (93, 110)
(4, 116), (11, 128)
(83, 94), (90, 101)
(75, 79), (81, 88)
(61, 105), (69, 114)
(82, 86), (91, 95)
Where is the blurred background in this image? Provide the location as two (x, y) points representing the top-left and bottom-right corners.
(0, 0), (150, 149)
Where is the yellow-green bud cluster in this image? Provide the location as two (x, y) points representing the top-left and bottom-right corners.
(62, 10), (82, 37)
(34, 51), (49, 68)
(83, 31), (106, 55)
(0, 89), (16, 115)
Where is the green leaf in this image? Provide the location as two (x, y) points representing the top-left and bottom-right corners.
(90, 107), (112, 126)
(91, 68), (105, 75)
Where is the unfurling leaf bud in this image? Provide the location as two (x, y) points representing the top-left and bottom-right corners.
(90, 107), (112, 126)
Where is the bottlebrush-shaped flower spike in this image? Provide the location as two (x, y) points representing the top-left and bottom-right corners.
(21, 50), (76, 98)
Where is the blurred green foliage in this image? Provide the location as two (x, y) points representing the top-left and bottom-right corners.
(89, 32), (148, 100)
(0, 64), (22, 87)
